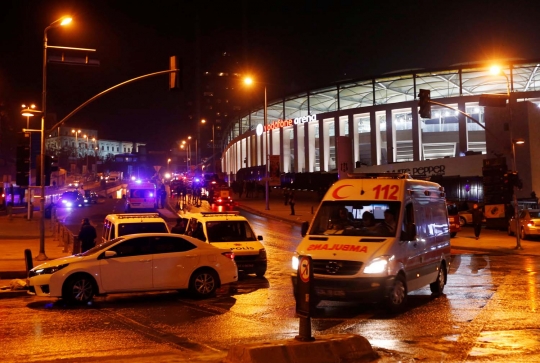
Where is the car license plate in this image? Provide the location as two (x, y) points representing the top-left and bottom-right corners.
(238, 263), (254, 268)
(315, 288), (345, 297)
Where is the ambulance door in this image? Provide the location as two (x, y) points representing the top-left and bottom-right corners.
(404, 201), (427, 292)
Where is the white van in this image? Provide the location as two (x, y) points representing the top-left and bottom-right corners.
(292, 173), (452, 311)
(102, 213), (170, 243)
(178, 212), (267, 277)
(124, 181), (158, 212)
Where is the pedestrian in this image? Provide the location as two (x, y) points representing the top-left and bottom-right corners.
(78, 218), (97, 253)
(171, 218), (187, 234)
(289, 191), (295, 215)
(471, 203), (484, 240)
(7, 201), (13, 220)
(160, 185), (167, 208)
(283, 188), (290, 205)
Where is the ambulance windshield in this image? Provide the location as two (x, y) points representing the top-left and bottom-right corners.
(310, 201), (401, 237)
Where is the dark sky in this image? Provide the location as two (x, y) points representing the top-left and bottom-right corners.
(2, 0), (540, 150)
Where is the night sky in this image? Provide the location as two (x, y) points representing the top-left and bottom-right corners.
(2, 0), (540, 150)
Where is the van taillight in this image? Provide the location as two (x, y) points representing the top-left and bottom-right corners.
(222, 252), (235, 260)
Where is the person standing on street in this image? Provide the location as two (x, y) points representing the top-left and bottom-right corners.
(289, 191), (296, 215)
(471, 203), (484, 240)
(78, 218), (97, 253)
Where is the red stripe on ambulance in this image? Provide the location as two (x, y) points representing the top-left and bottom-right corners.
(307, 244), (368, 253)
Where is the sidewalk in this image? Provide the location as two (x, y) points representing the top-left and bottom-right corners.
(2, 188), (540, 298)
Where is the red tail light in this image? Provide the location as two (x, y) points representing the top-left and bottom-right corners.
(222, 251), (235, 260)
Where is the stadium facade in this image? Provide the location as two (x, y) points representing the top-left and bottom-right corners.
(220, 59), (540, 201)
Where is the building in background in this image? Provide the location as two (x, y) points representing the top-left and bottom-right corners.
(221, 59), (540, 202)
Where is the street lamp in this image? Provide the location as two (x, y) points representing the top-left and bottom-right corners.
(22, 104), (37, 221)
(244, 77), (269, 210)
(167, 158), (171, 170)
(201, 119), (216, 173)
(37, 15), (72, 261)
(188, 136), (197, 171)
(71, 129), (81, 157)
(490, 65), (522, 250)
(180, 142), (189, 173)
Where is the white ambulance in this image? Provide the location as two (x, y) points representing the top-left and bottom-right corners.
(292, 173), (452, 312)
(124, 181), (158, 212)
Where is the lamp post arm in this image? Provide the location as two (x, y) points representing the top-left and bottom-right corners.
(48, 69), (180, 132)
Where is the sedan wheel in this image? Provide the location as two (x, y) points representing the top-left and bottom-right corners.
(63, 275), (96, 304)
(459, 217), (467, 227)
(189, 270), (218, 298)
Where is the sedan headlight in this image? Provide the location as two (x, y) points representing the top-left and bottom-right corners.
(32, 264), (69, 276)
(363, 256), (391, 274)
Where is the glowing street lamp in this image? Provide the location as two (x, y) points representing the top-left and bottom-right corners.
(201, 119), (216, 172)
(36, 15), (72, 260)
(71, 129), (81, 157)
(244, 76), (269, 210)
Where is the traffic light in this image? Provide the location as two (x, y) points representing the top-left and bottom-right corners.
(36, 154), (52, 187)
(169, 55), (181, 90)
(483, 163), (509, 204)
(418, 89), (431, 118)
(16, 132), (30, 186)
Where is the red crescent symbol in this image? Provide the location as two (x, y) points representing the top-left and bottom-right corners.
(332, 185), (353, 199)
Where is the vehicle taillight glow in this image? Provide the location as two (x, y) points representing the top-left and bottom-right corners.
(527, 221), (534, 227)
(222, 252), (235, 260)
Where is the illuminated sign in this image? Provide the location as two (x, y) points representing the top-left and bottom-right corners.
(264, 114), (317, 132)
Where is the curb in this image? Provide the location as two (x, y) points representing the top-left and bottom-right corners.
(0, 289), (29, 299)
(223, 334), (376, 363)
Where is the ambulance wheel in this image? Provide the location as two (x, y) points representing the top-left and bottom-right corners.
(430, 263), (446, 296)
(255, 266), (267, 278)
(387, 274), (407, 313)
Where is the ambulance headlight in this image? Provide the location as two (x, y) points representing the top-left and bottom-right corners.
(363, 256), (391, 274)
(292, 254), (299, 271)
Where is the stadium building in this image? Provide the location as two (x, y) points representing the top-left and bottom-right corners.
(220, 59), (540, 203)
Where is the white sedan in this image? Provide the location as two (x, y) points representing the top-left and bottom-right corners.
(27, 233), (238, 304)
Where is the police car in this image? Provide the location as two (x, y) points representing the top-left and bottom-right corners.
(179, 212), (267, 277)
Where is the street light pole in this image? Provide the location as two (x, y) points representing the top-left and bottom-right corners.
(22, 104), (36, 221)
(38, 16), (72, 261)
(264, 86), (269, 210)
(492, 66), (521, 250)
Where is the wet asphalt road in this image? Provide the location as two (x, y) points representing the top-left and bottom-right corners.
(3, 200), (540, 362)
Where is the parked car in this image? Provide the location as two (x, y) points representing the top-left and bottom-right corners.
(458, 208), (486, 226)
(84, 190), (99, 204)
(447, 202), (461, 237)
(508, 209), (540, 240)
(58, 191), (86, 208)
(27, 233), (238, 304)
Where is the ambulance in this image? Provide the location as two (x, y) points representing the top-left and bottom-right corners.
(291, 173), (452, 312)
(124, 180), (158, 212)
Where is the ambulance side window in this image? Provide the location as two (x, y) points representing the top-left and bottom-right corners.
(401, 203), (416, 241)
